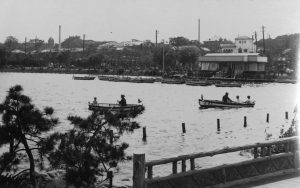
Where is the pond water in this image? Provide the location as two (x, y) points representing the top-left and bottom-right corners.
(0, 72), (298, 186)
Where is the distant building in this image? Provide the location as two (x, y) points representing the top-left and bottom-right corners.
(97, 39), (144, 50)
(234, 36), (256, 53)
(48, 37), (54, 47)
(220, 43), (236, 53)
(203, 40), (221, 53)
(197, 53), (268, 78)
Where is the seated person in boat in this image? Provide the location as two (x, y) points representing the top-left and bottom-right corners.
(245, 96), (252, 103)
(236, 95), (240, 102)
(222, 92), (232, 103)
(92, 97), (98, 105)
(119, 95), (127, 106)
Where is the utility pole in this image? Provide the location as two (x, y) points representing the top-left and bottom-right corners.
(162, 39), (165, 76)
(155, 30), (158, 47)
(34, 36), (37, 51)
(262, 26), (265, 53)
(82, 34), (85, 55)
(198, 19), (200, 42)
(254, 31), (257, 53)
(24, 37), (27, 55)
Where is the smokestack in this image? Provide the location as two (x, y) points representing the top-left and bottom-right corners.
(59, 25), (61, 50)
(198, 19), (200, 42)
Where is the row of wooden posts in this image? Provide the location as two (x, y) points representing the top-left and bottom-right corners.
(142, 111), (290, 141)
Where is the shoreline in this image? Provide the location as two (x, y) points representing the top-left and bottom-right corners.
(0, 68), (297, 83)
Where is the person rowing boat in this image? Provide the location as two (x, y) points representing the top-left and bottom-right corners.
(222, 92), (232, 103)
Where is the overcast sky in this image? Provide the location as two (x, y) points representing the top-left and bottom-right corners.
(1, 0), (300, 43)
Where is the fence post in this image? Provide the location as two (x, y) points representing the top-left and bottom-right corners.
(285, 111), (289, 120)
(217, 119), (220, 131)
(293, 140), (299, 169)
(133, 154), (145, 188)
(107, 171), (113, 188)
(266, 113), (269, 123)
(172, 161), (177, 174)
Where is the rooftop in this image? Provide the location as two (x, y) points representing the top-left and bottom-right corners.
(235, 36), (252, 40)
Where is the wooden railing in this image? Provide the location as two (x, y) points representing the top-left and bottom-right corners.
(133, 136), (299, 188)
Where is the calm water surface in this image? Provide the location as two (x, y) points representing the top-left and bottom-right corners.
(0, 73), (298, 186)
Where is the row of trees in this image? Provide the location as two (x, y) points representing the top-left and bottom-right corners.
(0, 85), (144, 187)
(0, 36), (203, 76)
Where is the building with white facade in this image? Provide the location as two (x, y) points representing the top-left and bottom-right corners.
(220, 36), (256, 53)
(234, 36), (256, 53)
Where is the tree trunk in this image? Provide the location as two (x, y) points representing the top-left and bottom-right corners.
(9, 137), (14, 155)
(20, 134), (36, 188)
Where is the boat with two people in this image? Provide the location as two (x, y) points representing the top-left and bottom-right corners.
(199, 93), (255, 108)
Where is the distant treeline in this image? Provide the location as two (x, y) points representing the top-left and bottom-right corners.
(0, 34), (298, 76)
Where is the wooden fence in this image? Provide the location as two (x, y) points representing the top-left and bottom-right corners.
(133, 136), (299, 188)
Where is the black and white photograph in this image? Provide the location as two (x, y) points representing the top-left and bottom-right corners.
(0, 0), (299, 187)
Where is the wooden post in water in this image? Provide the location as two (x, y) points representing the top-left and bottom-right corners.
(266, 113), (269, 123)
(142, 127), (147, 141)
(182, 123), (186, 133)
(109, 130), (113, 144)
(133, 154), (145, 188)
(217, 119), (220, 131)
(285, 111), (289, 120)
(244, 116), (247, 127)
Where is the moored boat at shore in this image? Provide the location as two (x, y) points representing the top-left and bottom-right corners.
(215, 82), (242, 87)
(161, 79), (185, 84)
(199, 98), (255, 108)
(73, 75), (96, 80)
(186, 80), (212, 86)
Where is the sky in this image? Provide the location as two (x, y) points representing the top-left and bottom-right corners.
(0, 0), (300, 43)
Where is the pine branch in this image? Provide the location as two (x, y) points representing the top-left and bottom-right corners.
(15, 147), (41, 153)
(13, 168), (30, 178)
(25, 138), (39, 144)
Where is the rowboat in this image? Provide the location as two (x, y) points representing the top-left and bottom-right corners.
(186, 80), (212, 86)
(199, 99), (255, 108)
(161, 79), (185, 84)
(88, 103), (144, 113)
(215, 82), (242, 87)
(73, 75), (96, 80)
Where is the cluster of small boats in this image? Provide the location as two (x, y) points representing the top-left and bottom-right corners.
(98, 76), (155, 83)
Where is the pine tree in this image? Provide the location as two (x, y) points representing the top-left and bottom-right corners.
(41, 107), (144, 187)
(0, 85), (58, 187)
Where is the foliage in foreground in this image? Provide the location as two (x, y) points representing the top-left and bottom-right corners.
(41, 108), (144, 187)
(0, 85), (58, 187)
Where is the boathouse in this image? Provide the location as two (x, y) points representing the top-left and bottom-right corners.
(197, 53), (268, 78)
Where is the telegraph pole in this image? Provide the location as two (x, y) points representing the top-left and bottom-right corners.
(162, 40), (165, 76)
(198, 19), (200, 42)
(254, 31), (257, 52)
(24, 37), (27, 55)
(262, 26), (265, 53)
(82, 34), (85, 54)
(155, 30), (158, 47)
